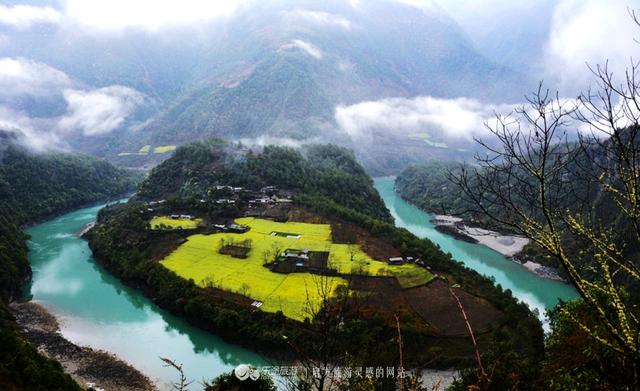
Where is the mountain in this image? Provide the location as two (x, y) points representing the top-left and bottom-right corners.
(1, 0), (529, 174)
(112, 0), (526, 173)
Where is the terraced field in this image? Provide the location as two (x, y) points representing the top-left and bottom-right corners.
(117, 145), (177, 156)
(153, 145), (176, 154)
(159, 218), (434, 321)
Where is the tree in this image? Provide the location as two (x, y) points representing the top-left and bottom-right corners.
(452, 10), (640, 386)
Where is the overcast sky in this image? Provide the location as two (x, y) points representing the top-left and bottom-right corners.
(0, 0), (638, 149)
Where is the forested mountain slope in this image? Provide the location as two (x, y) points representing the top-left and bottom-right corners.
(2, 0), (527, 174)
(0, 146), (141, 225)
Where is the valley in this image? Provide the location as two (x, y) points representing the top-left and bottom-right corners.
(13, 170), (577, 390)
(0, 1), (635, 389)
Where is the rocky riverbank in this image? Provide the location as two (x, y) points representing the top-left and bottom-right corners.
(516, 260), (564, 282)
(10, 302), (155, 391)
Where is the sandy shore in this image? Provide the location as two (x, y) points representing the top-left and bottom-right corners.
(432, 215), (464, 225)
(432, 215), (529, 257)
(459, 226), (530, 258)
(10, 302), (155, 391)
(430, 215), (568, 281)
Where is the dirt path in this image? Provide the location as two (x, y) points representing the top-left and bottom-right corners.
(10, 302), (156, 391)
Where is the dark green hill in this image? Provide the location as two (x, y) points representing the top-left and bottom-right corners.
(0, 146), (141, 225)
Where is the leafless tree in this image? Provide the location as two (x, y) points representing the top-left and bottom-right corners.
(452, 10), (640, 381)
(160, 357), (193, 391)
(282, 273), (346, 391)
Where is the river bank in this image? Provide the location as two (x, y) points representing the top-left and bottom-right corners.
(375, 177), (579, 329)
(10, 301), (155, 391)
(431, 214), (564, 281)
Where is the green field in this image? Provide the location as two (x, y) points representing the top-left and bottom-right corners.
(118, 145), (176, 157)
(150, 216), (202, 230)
(409, 132), (448, 148)
(154, 145), (177, 154)
(159, 218), (434, 321)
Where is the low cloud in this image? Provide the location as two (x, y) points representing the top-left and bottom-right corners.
(283, 9), (352, 30)
(0, 57), (145, 150)
(58, 86), (144, 136)
(237, 135), (323, 149)
(0, 4), (61, 29)
(0, 57), (72, 97)
(335, 96), (513, 140)
(279, 39), (323, 59)
(0, 106), (60, 152)
(545, 0), (639, 92)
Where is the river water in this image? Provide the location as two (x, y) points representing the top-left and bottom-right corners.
(374, 177), (578, 322)
(25, 181), (577, 388)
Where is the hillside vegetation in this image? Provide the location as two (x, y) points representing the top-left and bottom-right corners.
(0, 146), (141, 225)
(138, 139), (392, 222)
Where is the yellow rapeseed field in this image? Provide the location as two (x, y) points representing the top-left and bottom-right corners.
(159, 217), (433, 321)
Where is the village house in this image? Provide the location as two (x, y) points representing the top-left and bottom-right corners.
(282, 249), (310, 267)
(169, 214), (195, 220)
(228, 224), (249, 233)
(274, 197), (293, 204)
(387, 257), (404, 265)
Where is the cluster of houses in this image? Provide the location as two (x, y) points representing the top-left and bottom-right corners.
(209, 184), (293, 207)
(387, 256), (425, 266)
(144, 184), (293, 219)
(169, 214), (195, 220)
(213, 223), (249, 233)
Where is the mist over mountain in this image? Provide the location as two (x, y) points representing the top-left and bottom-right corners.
(0, 0), (635, 174)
